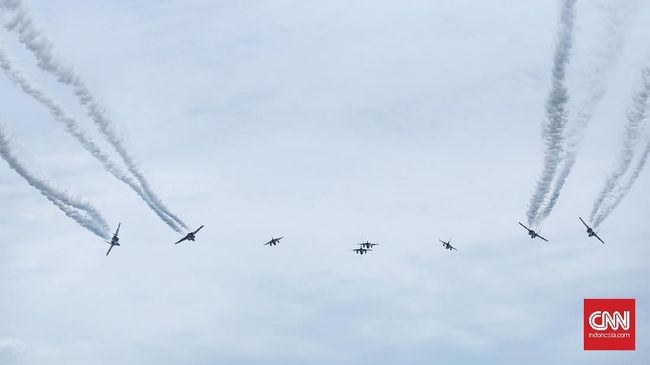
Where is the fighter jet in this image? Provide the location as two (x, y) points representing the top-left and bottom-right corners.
(579, 217), (605, 244)
(264, 236), (284, 246)
(518, 222), (548, 242)
(358, 241), (379, 249)
(174, 225), (205, 245)
(105, 223), (121, 256)
(439, 238), (457, 251)
(351, 247), (372, 255)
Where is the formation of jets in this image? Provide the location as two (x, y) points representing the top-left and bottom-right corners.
(351, 241), (380, 255)
(352, 241), (375, 255)
(100, 219), (608, 257)
(106, 224), (207, 256)
(517, 218), (607, 244)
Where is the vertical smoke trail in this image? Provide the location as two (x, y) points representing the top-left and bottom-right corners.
(535, 2), (631, 223)
(0, 44), (184, 233)
(0, 0), (188, 230)
(590, 64), (650, 228)
(0, 126), (111, 239)
(526, 0), (577, 227)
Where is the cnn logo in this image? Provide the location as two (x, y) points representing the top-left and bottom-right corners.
(588, 311), (630, 331)
(584, 299), (635, 351)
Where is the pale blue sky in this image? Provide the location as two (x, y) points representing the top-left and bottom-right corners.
(0, 0), (648, 364)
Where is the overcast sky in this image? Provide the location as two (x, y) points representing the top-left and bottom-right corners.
(0, 0), (648, 364)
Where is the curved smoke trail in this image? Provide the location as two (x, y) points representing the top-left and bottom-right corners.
(526, 0), (577, 227)
(535, 2), (631, 223)
(0, 126), (111, 239)
(0, 0), (188, 231)
(590, 64), (650, 228)
(0, 44), (184, 233)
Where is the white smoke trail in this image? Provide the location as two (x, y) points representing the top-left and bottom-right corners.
(535, 1), (632, 223)
(0, 0), (188, 230)
(590, 64), (650, 228)
(0, 44), (184, 233)
(592, 139), (650, 228)
(0, 125), (111, 239)
(526, 0), (577, 227)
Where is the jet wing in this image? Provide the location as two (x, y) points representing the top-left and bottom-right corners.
(174, 236), (189, 245)
(106, 243), (115, 256)
(114, 223), (121, 236)
(536, 234), (548, 242)
(594, 234), (605, 244)
(579, 217), (589, 228)
(193, 225), (204, 234)
(518, 222), (530, 231)
(451, 246), (458, 251)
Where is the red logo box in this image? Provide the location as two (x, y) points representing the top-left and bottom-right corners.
(584, 299), (635, 350)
